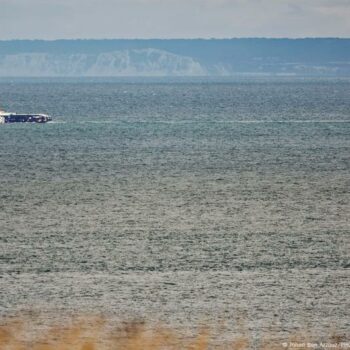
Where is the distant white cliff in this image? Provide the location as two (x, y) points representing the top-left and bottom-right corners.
(0, 48), (206, 76)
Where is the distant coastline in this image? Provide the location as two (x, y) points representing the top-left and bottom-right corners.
(0, 38), (349, 77)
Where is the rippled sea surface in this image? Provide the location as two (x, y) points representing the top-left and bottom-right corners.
(0, 78), (349, 340)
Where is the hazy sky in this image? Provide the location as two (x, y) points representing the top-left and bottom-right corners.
(0, 0), (349, 39)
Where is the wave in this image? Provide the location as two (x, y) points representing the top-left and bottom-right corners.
(73, 119), (350, 125)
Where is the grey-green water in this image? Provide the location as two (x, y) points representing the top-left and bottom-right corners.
(0, 78), (349, 340)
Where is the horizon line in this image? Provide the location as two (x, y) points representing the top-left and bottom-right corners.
(1, 37), (350, 42)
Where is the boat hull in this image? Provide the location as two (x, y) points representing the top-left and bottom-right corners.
(0, 114), (52, 123)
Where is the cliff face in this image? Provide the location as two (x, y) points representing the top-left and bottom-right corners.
(0, 49), (205, 76)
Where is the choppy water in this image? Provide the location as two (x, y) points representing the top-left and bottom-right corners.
(0, 78), (349, 341)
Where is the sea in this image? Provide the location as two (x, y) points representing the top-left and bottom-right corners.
(0, 77), (349, 343)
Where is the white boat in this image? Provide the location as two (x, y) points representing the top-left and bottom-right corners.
(0, 109), (52, 123)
